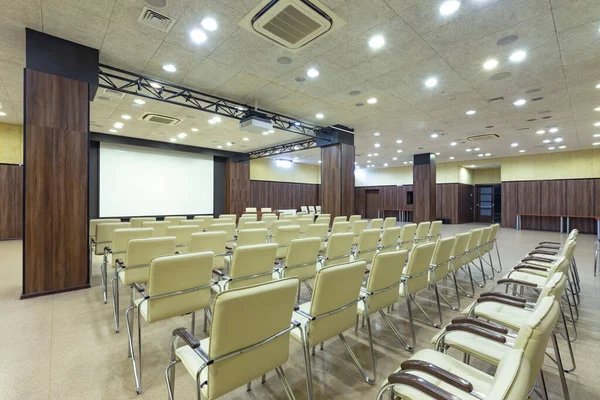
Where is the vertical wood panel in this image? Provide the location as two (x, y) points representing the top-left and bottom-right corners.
(413, 163), (436, 223)
(501, 182), (518, 228)
(567, 179), (595, 233)
(354, 186), (365, 215)
(539, 180), (566, 232)
(517, 181), (541, 230)
(225, 160), (250, 216)
(0, 165), (23, 240)
(596, 179), (600, 218)
(320, 145), (341, 216)
(340, 143), (355, 217)
(249, 180), (319, 210)
(457, 184), (474, 224)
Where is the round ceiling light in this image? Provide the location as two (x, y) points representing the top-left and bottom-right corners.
(509, 50), (527, 62)
(190, 29), (207, 44)
(201, 17), (218, 31)
(307, 68), (319, 78)
(425, 77), (438, 87)
(439, 0), (461, 16)
(368, 35), (385, 49)
(162, 64), (177, 72)
(483, 59), (498, 70)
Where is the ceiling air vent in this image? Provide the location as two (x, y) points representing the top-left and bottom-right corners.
(487, 96), (505, 103)
(140, 113), (180, 126)
(466, 134), (500, 142)
(138, 7), (175, 32)
(101, 88), (126, 100)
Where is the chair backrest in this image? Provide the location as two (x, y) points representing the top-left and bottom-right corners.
(383, 217), (396, 229)
(111, 228), (154, 261)
(348, 215), (361, 225)
(129, 217), (156, 228)
(355, 229), (381, 263)
(238, 218), (256, 230)
(236, 229), (268, 247)
(398, 223), (417, 251)
(95, 222), (131, 254)
(429, 237), (455, 281)
(164, 216), (186, 226)
(89, 218), (121, 239)
(297, 217), (313, 234)
(306, 224), (329, 250)
(228, 243), (278, 290)
(194, 215), (214, 227)
(369, 218), (384, 230)
(308, 260), (367, 345)
(190, 218), (211, 230)
(485, 223), (500, 251)
(244, 221), (266, 230)
(365, 250), (408, 313)
(166, 225), (200, 251)
(142, 221), (171, 237)
(537, 272), (566, 301)
(121, 237), (176, 285)
(189, 231), (227, 269)
(281, 237), (321, 281)
(214, 217), (235, 224)
(415, 221), (431, 242)
(207, 278), (299, 399)
(208, 223), (235, 243)
(240, 214), (258, 221)
(324, 232), (354, 267)
(450, 232), (471, 271)
(301, 206), (309, 213)
(219, 214), (237, 221)
(333, 216), (347, 224)
(179, 220), (201, 227)
(145, 251), (214, 323)
(314, 215), (330, 226)
(245, 207), (257, 212)
(428, 220), (442, 241)
(351, 220), (368, 235)
(274, 225), (301, 258)
(331, 221), (350, 234)
(401, 242), (436, 294)
(270, 220), (292, 237)
(466, 228), (483, 262)
(260, 207), (272, 212)
(261, 214), (278, 229)
(478, 226), (492, 249)
(315, 206), (321, 213)
(309, 205), (316, 213)
(380, 227), (401, 253)
(487, 350), (532, 400)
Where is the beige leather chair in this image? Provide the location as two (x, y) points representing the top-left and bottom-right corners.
(95, 223), (131, 295)
(273, 225), (301, 259)
(208, 223), (235, 244)
(319, 232), (354, 269)
(348, 215), (361, 225)
(427, 220), (442, 242)
(465, 228), (485, 289)
(379, 227), (401, 253)
(428, 237), (458, 323)
(235, 228), (268, 247)
(297, 217), (313, 236)
(113, 237), (176, 333)
(189, 231), (229, 271)
(414, 221), (431, 244)
(212, 243), (277, 292)
(398, 223), (417, 252)
(308, 205), (316, 214)
(398, 241), (437, 349)
(260, 207), (272, 212)
(269, 220), (291, 240)
(306, 223), (329, 252)
(166, 225), (200, 253)
(261, 214), (278, 229)
(142, 220), (171, 237)
(166, 278), (300, 400)
(291, 260), (374, 398)
(275, 237), (320, 297)
(450, 231), (474, 298)
(243, 221), (266, 230)
(219, 214), (237, 221)
(179, 220), (202, 227)
(352, 228), (380, 264)
(333, 216), (347, 224)
(357, 251), (410, 349)
(240, 213), (258, 220)
(369, 218), (384, 230)
(477, 226), (495, 280)
(314, 215), (330, 227)
(484, 223), (502, 273)
(238, 217), (257, 230)
(194, 215), (213, 227)
(301, 206), (309, 214)
(331, 221), (350, 235)
(189, 218), (211, 230)
(315, 205), (322, 213)
(88, 218), (121, 290)
(129, 217), (156, 228)
(164, 216), (186, 226)
(383, 217), (396, 229)
(350, 220), (368, 245)
(126, 251), (215, 394)
(213, 217), (234, 224)
(245, 207), (257, 212)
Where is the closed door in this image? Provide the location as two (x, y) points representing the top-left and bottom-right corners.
(365, 190), (380, 219)
(476, 186), (494, 223)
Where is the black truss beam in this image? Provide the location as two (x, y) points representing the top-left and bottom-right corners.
(98, 64), (330, 141)
(242, 138), (318, 160)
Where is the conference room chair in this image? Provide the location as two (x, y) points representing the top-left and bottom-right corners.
(379, 226), (401, 253)
(398, 241), (437, 349)
(314, 215), (330, 227)
(112, 237), (176, 333)
(296, 211), (308, 217)
(165, 278), (299, 400)
(352, 228), (380, 265)
(273, 225), (301, 259)
(305, 223), (329, 251)
(188, 218), (211, 230)
(95, 222), (131, 299)
(414, 221), (430, 244)
(369, 218), (383, 230)
(291, 260), (375, 399)
(240, 213), (258, 221)
(427, 237), (458, 324)
(318, 232), (354, 269)
(213, 217), (234, 225)
(383, 217), (396, 229)
(142, 220), (171, 237)
(189, 231), (228, 271)
(194, 215), (213, 226)
(301, 205), (309, 213)
(308, 205), (316, 214)
(296, 216), (313, 235)
(397, 223), (417, 252)
(166, 225), (201, 253)
(465, 228), (485, 289)
(330, 221), (350, 235)
(238, 217), (256, 230)
(245, 207), (257, 212)
(476, 226), (495, 280)
(274, 237), (320, 297)
(348, 215), (361, 225)
(219, 214), (237, 221)
(260, 214), (278, 229)
(333, 216), (347, 224)
(350, 219), (368, 245)
(315, 205), (321, 213)
(208, 223), (235, 244)
(88, 218), (120, 275)
(269, 220), (291, 240)
(235, 228), (268, 248)
(260, 207), (272, 212)
(447, 232), (471, 303)
(484, 223), (502, 273)
(243, 221), (266, 230)
(427, 220), (442, 242)
(164, 216), (187, 226)
(129, 217), (156, 228)
(212, 243), (278, 293)
(376, 348), (531, 400)
(126, 251), (215, 394)
(357, 251), (410, 350)
(279, 214), (298, 224)
(179, 220), (202, 227)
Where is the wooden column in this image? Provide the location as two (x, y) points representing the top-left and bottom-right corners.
(413, 153), (436, 223)
(320, 143), (355, 217)
(0, 165), (23, 240)
(225, 159), (250, 217)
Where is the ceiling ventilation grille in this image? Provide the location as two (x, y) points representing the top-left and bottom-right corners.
(466, 134), (500, 141)
(140, 113), (181, 126)
(101, 88), (126, 100)
(138, 7), (175, 32)
(487, 96), (505, 103)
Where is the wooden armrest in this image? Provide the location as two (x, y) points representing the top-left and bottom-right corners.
(522, 256), (553, 263)
(513, 265), (548, 272)
(386, 372), (461, 400)
(115, 258), (124, 267)
(476, 296), (526, 308)
(529, 250), (557, 256)
(536, 245), (560, 250)
(400, 360), (473, 393)
(446, 323), (507, 343)
(225, 246), (233, 251)
(451, 317), (509, 334)
(539, 241), (560, 245)
(172, 327), (200, 349)
(496, 278), (538, 288)
(212, 269), (225, 277)
(479, 292), (526, 303)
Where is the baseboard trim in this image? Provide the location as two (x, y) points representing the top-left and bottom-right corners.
(20, 284), (91, 299)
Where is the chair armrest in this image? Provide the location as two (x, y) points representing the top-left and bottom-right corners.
(225, 246), (233, 251)
(496, 278), (538, 288)
(476, 296), (526, 308)
(451, 317), (509, 334)
(212, 269), (225, 277)
(446, 323), (507, 344)
(386, 372), (462, 400)
(132, 283), (145, 293)
(535, 245), (560, 250)
(400, 360), (473, 393)
(479, 292), (526, 303)
(521, 256), (553, 263)
(295, 309), (314, 321)
(513, 265), (549, 272)
(115, 259), (124, 268)
(539, 241), (560, 245)
(529, 250), (557, 256)
(172, 327), (200, 349)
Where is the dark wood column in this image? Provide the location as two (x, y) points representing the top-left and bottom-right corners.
(413, 153), (436, 223)
(225, 159), (250, 217)
(320, 143), (355, 217)
(22, 30), (98, 298)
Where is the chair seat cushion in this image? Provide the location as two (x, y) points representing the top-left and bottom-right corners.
(461, 301), (531, 331)
(119, 268), (148, 286)
(501, 271), (547, 286)
(431, 330), (512, 365)
(176, 337), (210, 397)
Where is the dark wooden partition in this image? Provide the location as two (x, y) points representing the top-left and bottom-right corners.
(501, 182), (518, 228)
(321, 143), (354, 217)
(225, 160), (250, 216)
(517, 181), (542, 230)
(0, 164), (23, 240)
(354, 185), (414, 219)
(413, 154), (436, 223)
(250, 180), (318, 210)
(566, 179), (595, 233)
(540, 180), (567, 231)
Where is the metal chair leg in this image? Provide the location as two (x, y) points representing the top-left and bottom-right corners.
(300, 326), (314, 400)
(338, 332), (376, 385)
(111, 276), (120, 333)
(558, 306), (577, 372)
(100, 259), (107, 304)
(191, 311), (196, 336)
(405, 296), (416, 351)
(125, 305), (143, 394)
(276, 366), (296, 400)
(379, 310), (412, 351)
(551, 332), (571, 400)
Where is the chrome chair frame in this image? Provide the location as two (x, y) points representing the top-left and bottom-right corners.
(400, 268), (435, 349)
(430, 258), (460, 313)
(212, 269), (275, 292)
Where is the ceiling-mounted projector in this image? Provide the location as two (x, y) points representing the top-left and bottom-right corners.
(239, 110), (273, 134)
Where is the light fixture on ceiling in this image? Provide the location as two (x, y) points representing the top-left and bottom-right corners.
(109, 129), (117, 133)
(208, 116), (221, 124)
(276, 159), (293, 168)
(268, 129), (275, 133)
(113, 122), (124, 128)
(548, 127), (559, 133)
(383, 163), (388, 167)
(468, 164), (475, 168)
(217, 145), (223, 148)
(450, 141), (457, 146)
(226, 142), (233, 146)
(596, 84), (600, 89)
(483, 59), (498, 70)
(134, 99), (146, 105)
(318, 160), (322, 164)
(396, 139), (402, 144)
(435, 152), (441, 155)
(315, 113), (324, 119)
(293, 122), (301, 126)
(121, 114), (131, 120)
(478, 154), (484, 157)
(548, 146), (555, 150)
(201, 17), (218, 31)
(374, 143), (380, 148)
(594, 133), (600, 138)
(449, 156), (455, 160)
(595, 107), (600, 111)
(191, 128), (198, 132)
(485, 153), (491, 156)
(509, 50), (527, 62)
(397, 149), (403, 153)
(368, 35), (385, 49)
(510, 142), (519, 147)
(425, 77), (438, 87)
(367, 160), (371, 163)
(439, 0), (460, 15)
(163, 64), (177, 72)
(373, 132), (380, 136)
(408, 161), (413, 164)
(177, 132), (187, 139)
(262, 131), (269, 135)
(593, 142), (600, 145)
(169, 138), (177, 143)
(236, 106), (245, 111)
(403, 161), (408, 165)
(368, 153), (372, 157)
(367, 97), (378, 104)
(473, 147), (480, 151)
(243, 137), (249, 141)
(430, 133), (439, 138)
(543, 139), (551, 144)
(594, 122), (600, 127)
(307, 68), (319, 78)
(559, 145), (566, 149)
(374, 153), (379, 156)
(536, 130), (545, 134)
(466, 110), (476, 115)
(554, 137), (563, 143)
(465, 148), (472, 152)
(513, 99), (526, 106)
(190, 29), (207, 44)
(150, 82), (162, 89)
(519, 149), (526, 153)
(392, 157), (397, 160)
(0, 111), (6, 116)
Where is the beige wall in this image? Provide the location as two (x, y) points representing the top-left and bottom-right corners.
(473, 168), (501, 184)
(250, 158), (321, 184)
(0, 123), (23, 164)
(500, 149), (600, 181)
(355, 161), (473, 186)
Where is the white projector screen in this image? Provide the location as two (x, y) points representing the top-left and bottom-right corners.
(99, 143), (214, 217)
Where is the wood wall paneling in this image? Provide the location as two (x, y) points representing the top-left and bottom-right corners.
(501, 182), (518, 228)
(516, 181), (541, 230)
(0, 165), (23, 240)
(225, 160), (250, 216)
(566, 179), (595, 233)
(23, 69), (89, 296)
(249, 180), (319, 211)
(539, 180), (567, 232)
(320, 145), (341, 216)
(596, 179), (600, 219)
(340, 143), (355, 217)
(413, 163), (436, 223)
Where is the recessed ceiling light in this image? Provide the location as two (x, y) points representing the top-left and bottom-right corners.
(519, 149), (526, 153)
(134, 99), (146, 105)
(373, 132), (380, 136)
(485, 153), (491, 156)
(294, 122), (301, 126)
(208, 116), (221, 124)
(268, 129), (275, 133)
(368, 35), (385, 49)
(367, 160), (371, 163)
(466, 148), (472, 152)
(511, 142), (519, 147)
(226, 142), (233, 146)
(439, 0), (460, 15)
(177, 132), (187, 139)
(236, 106), (246, 111)
(262, 131), (269, 135)
(315, 113), (324, 119)
(163, 64), (177, 72)
(217, 145), (223, 148)
(449, 156), (455, 160)
(191, 128), (198, 132)
(594, 133), (600, 138)
(509, 50), (527, 62)
(548, 146), (555, 150)
(190, 29), (207, 44)
(0, 111), (6, 116)
(478, 154), (484, 157)
(374, 153), (379, 156)
(435, 152), (441, 155)
(113, 122), (124, 128)
(307, 68), (319, 78)
(474, 147), (480, 151)
(318, 160), (322, 164)
(548, 127), (559, 133)
(594, 122), (600, 127)
(543, 139), (551, 144)
(466, 110), (476, 115)
(469, 165), (475, 168)
(367, 97), (378, 104)
(368, 153), (372, 157)
(483, 59), (498, 70)
(403, 161), (408, 165)
(595, 107), (600, 111)
(425, 77), (438, 88)
(354, 162), (358, 165)
(170, 138), (177, 143)
(383, 163), (388, 167)
(596, 84), (600, 89)
(374, 143), (380, 148)
(409, 161), (413, 164)
(513, 99), (526, 106)
(396, 139), (403, 144)
(201, 17), (218, 31)
(450, 141), (457, 146)
(536, 130), (545, 134)
(593, 142), (600, 145)
(431, 133), (439, 138)
(109, 129), (117, 133)
(554, 137), (563, 143)
(121, 114), (131, 120)
(559, 145), (566, 149)
(392, 157), (397, 160)
(243, 137), (249, 141)
(150, 82), (161, 89)
(397, 149), (403, 153)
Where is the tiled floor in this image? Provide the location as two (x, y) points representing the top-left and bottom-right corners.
(1, 223), (599, 399)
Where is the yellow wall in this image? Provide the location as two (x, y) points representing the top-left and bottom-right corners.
(500, 149), (600, 181)
(250, 158), (321, 184)
(473, 168), (501, 184)
(355, 161), (473, 186)
(0, 123), (23, 164)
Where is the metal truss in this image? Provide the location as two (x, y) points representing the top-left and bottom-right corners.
(243, 138), (318, 160)
(98, 64), (328, 141)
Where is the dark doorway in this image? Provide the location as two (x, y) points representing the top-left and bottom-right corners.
(365, 189), (380, 219)
(475, 185), (494, 223)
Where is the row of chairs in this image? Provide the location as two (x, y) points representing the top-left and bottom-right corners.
(300, 206), (321, 214)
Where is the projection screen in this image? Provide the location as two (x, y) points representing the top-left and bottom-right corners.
(99, 143), (214, 217)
